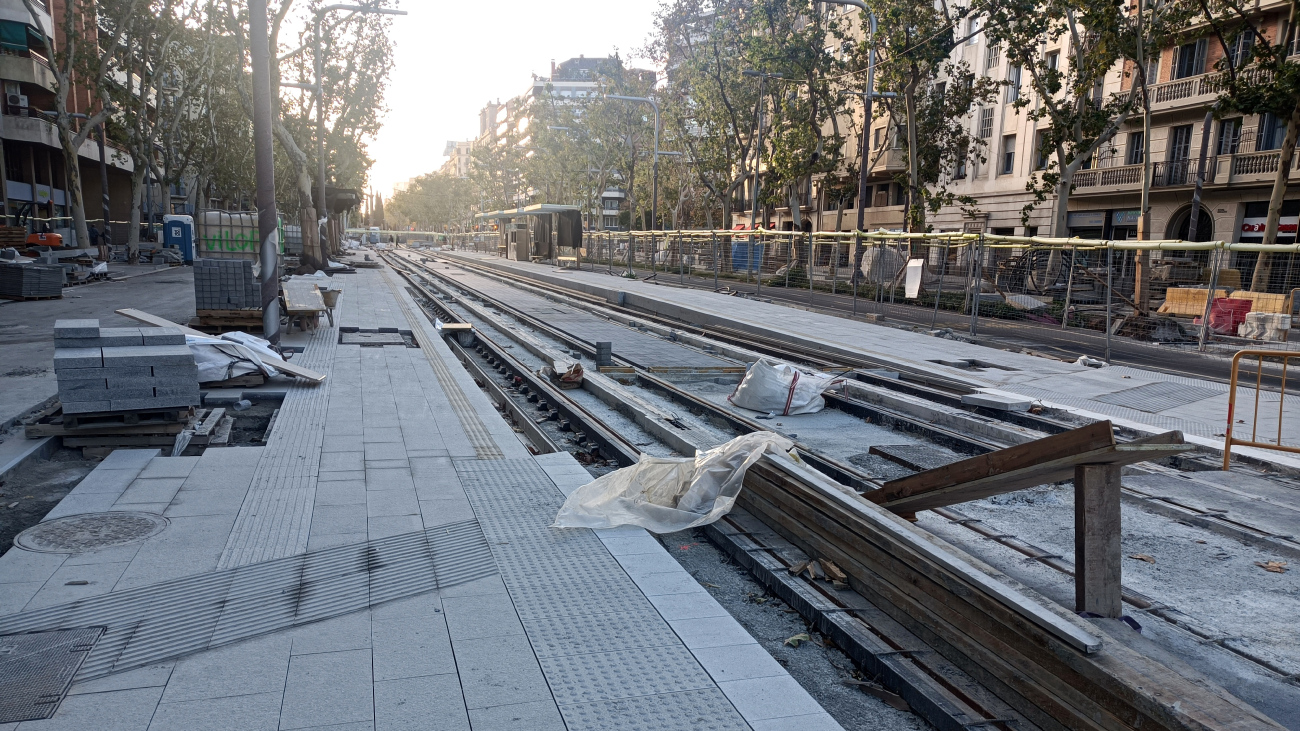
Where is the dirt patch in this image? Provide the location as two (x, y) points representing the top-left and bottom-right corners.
(227, 401), (279, 445)
(658, 527), (929, 730)
(0, 447), (100, 557)
(1, 366), (46, 378)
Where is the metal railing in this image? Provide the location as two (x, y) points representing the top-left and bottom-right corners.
(1223, 350), (1300, 468)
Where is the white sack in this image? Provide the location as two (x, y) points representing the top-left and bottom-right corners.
(727, 359), (840, 415)
(904, 259), (925, 298)
(552, 432), (795, 533)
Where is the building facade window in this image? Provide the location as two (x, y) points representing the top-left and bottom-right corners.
(977, 108), (994, 139)
(1005, 65), (1022, 103)
(986, 44), (1001, 70)
(1173, 39), (1207, 79)
(1257, 113), (1285, 151)
(955, 145), (968, 179)
(873, 126), (884, 149)
(1034, 130), (1050, 170)
(967, 16), (981, 44)
(1126, 131), (1145, 165)
(1001, 134), (1016, 175)
(1217, 118), (1241, 155)
(1046, 50), (1059, 71)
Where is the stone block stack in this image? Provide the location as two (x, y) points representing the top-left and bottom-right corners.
(193, 258), (259, 310)
(53, 319), (200, 415)
(0, 262), (63, 298)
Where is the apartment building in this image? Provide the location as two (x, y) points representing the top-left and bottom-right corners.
(440, 140), (473, 178)
(0, 0), (135, 239)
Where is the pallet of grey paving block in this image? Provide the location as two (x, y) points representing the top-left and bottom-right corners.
(53, 319), (100, 338)
(59, 405), (195, 430)
(52, 348), (103, 370)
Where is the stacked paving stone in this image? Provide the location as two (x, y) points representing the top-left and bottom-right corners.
(0, 262), (63, 298)
(53, 319), (200, 415)
(193, 258), (258, 310)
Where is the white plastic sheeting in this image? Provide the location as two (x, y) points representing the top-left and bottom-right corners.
(552, 432), (795, 533)
(727, 359), (840, 415)
(186, 331), (281, 383)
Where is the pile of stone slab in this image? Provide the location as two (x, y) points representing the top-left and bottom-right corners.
(193, 258), (259, 310)
(53, 319), (200, 415)
(0, 262), (62, 299)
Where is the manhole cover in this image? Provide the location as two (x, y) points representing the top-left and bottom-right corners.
(0, 628), (104, 723)
(14, 512), (169, 554)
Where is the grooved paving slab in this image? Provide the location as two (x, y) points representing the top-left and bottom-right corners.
(453, 458), (750, 730)
(0, 520), (494, 684)
(217, 323), (338, 569)
(382, 268), (504, 459)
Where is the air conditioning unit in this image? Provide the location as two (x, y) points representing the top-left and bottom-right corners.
(8, 94), (28, 116)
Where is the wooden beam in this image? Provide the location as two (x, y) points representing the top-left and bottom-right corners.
(1076, 464), (1123, 618)
(116, 308), (327, 384)
(869, 422), (1193, 513)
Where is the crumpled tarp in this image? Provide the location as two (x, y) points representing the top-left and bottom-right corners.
(552, 432), (795, 533)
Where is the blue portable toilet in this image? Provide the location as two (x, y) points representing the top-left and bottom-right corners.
(163, 214), (195, 262)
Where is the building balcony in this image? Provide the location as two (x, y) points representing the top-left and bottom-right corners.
(867, 147), (907, 174)
(1146, 67), (1270, 115)
(0, 51), (55, 91)
(1071, 151), (1299, 195)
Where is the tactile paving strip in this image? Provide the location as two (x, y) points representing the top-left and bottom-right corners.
(0, 627), (104, 723)
(560, 688), (751, 731)
(454, 459), (751, 730)
(217, 322), (338, 568)
(382, 268), (504, 459)
(0, 520), (494, 684)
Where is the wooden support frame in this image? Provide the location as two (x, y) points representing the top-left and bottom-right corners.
(1075, 463), (1123, 617)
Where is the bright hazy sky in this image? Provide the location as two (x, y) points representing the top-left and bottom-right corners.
(368, 0), (661, 197)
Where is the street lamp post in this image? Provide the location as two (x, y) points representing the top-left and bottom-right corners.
(313, 4), (405, 256)
(740, 70), (782, 236)
(606, 95), (663, 230)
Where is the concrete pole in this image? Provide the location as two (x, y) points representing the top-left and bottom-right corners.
(249, 0), (281, 345)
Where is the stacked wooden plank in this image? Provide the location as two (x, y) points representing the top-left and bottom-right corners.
(53, 319), (200, 415)
(26, 406), (234, 458)
(0, 262), (63, 299)
(738, 445), (1280, 730)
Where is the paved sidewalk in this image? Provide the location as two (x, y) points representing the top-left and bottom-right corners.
(444, 251), (1300, 469)
(0, 265), (841, 731)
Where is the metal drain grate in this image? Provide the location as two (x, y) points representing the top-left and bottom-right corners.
(0, 520), (495, 683)
(0, 627), (104, 723)
(14, 512), (169, 554)
(1093, 381), (1220, 413)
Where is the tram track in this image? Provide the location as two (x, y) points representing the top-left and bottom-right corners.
(383, 249), (1300, 726)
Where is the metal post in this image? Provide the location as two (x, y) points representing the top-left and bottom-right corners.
(1187, 110), (1214, 242)
(314, 14), (326, 266)
(1198, 246), (1222, 352)
(852, 232), (860, 315)
(784, 231), (793, 289)
(756, 230), (763, 299)
(249, 0), (281, 345)
(679, 232), (685, 284)
(808, 231), (815, 306)
(750, 75), (767, 248)
(830, 238), (838, 296)
(968, 234), (983, 337)
(712, 231), (719, 290)
(1061, 245), (1078, 329)
(98, 124), (110, 257)
(931, 237), (950, 328)
(1105, 244), (1114, 363)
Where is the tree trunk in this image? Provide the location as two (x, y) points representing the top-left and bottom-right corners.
(272, 119), (323, 269)
(127, 166), (146, 261)
(1250, 105), (1300, 292)
(904, 76), (922, 237)
(58, 133), (89, 249)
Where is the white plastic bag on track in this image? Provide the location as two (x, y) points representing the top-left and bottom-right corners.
(552, 432), (795, 533)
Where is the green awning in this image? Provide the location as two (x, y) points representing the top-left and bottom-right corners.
(0, 22), (28, 52)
